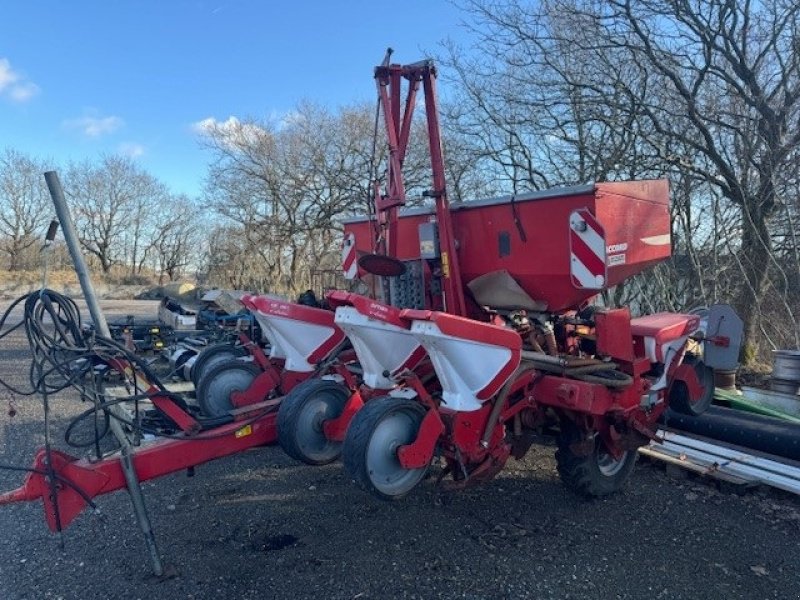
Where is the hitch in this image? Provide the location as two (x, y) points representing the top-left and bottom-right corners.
(1, 410), (279, 531)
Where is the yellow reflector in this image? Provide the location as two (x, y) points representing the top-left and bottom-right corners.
(235, 425), (253, 438)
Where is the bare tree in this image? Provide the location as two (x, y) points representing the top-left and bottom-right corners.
(150, 194), (201, 283)
(0, 149), (52, 270)
(199, 101), (438, 294)
(65, 155), (168, 274)
(448, 0), (800, 361)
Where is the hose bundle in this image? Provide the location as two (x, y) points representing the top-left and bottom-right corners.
(0, 290), (185, 451)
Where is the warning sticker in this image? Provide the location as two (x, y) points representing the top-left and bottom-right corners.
(607, 253), (626, 266)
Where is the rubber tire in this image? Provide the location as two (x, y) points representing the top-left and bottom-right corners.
(277, 379), (350, 465)
(196, 359), (261, 418)
(668, 354), (715, 417)
(191, 343), (248, 385)
(555, 425), (637, 498)
(343, 396), (428, 500)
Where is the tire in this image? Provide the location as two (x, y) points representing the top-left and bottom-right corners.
(668, 354), (714, 417)
(556, 425), (637, 497)
(196, 359), (261, 418)
(277, 379), (350, 465)
(343, 396), (428, 500)
(191, 343), (248, 385)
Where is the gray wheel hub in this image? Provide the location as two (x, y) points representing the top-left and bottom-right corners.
(203, 367), (255, 417)
(295, 392), (343, 462)
(366, 409), (426, 497)
(597, 448), (629, 477)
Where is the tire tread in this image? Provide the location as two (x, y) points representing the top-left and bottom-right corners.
(555, 426), (637, 497)
(196, 359), (260, 417)
(342, 396), (426, 500)
(192, 343), (248, 385)
(277, 379), (349, 465)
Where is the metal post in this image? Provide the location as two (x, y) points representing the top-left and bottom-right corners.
(44, 171), (165, 577)
(421, 65), (467, 316)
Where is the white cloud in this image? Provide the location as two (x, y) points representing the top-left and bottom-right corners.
(63, 114), (124, 138)
(0, 57), (40, 103)
(9, 82), (40, 102)
(0, 59), (18, 89)
(191, 115), (232, 136)
(191, 115), (269, 146)
(118, 142), (145, 158)
(192, 115), (244, 136)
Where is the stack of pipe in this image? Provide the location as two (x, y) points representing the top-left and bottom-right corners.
(642, 430), (800, 495)
(661, 406), (800, 462)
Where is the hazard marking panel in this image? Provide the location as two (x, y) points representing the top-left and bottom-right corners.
(342, 233), (357, 280)
(569, 208), (607, 289)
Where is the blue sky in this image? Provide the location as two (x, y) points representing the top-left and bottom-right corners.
(0, 1), (473, 198)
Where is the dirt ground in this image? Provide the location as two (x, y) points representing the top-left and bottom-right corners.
(1, 299), (799, 600)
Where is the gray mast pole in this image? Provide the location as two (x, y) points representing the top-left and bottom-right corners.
(44, 171), (165, 577)
(44, 172), (111, 337)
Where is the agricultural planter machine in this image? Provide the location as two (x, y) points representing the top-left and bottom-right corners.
(270, 52), (742, 499)
(0, 51), (742, 574)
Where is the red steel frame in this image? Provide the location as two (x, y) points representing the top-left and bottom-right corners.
(0, 389), (280, 532)
(374, 57), (467, 316)
(392, 317), (706, 477)
(359, 56), (721, 492)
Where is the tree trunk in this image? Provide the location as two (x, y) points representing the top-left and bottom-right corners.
(733, 204), (772, 364)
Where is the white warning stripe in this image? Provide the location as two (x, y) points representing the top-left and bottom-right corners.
(571, 254), (604, 287)
(570, 209), (607, 290)
(342, 233), (357, 280)
(576, 220), (605, 258)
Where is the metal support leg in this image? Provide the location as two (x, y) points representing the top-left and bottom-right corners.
(45, 171), (164, 576)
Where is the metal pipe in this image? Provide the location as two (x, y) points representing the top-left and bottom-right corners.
(44, 171), (164, 577)
(659, 430), (800, 477)
(563, 363), (620, 375)
(654, 438), (800, 495)
(44, 172), (110, 339)
(773, 350), (800, 382)
(661, 405), (800, 462)
(542, 325), (558, 356)
(519, 355), (632, 388)
(520, 350), (567, 367)
(520, 351), (608, 369)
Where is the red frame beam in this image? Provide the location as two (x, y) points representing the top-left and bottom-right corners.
(0, 404), (279, 532)
(373, 59), (467, 316)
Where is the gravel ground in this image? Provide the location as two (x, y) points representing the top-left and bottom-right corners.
(1, 299), (799, 600)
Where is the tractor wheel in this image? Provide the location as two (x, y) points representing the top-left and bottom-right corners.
(556, 425), (637, 498)
(668, 354), (715, 417)
(277, 379), (350, 465)
(196, 359), (261, 418)
(191, 343), (248, 385)
(343, 396), (428, 500)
